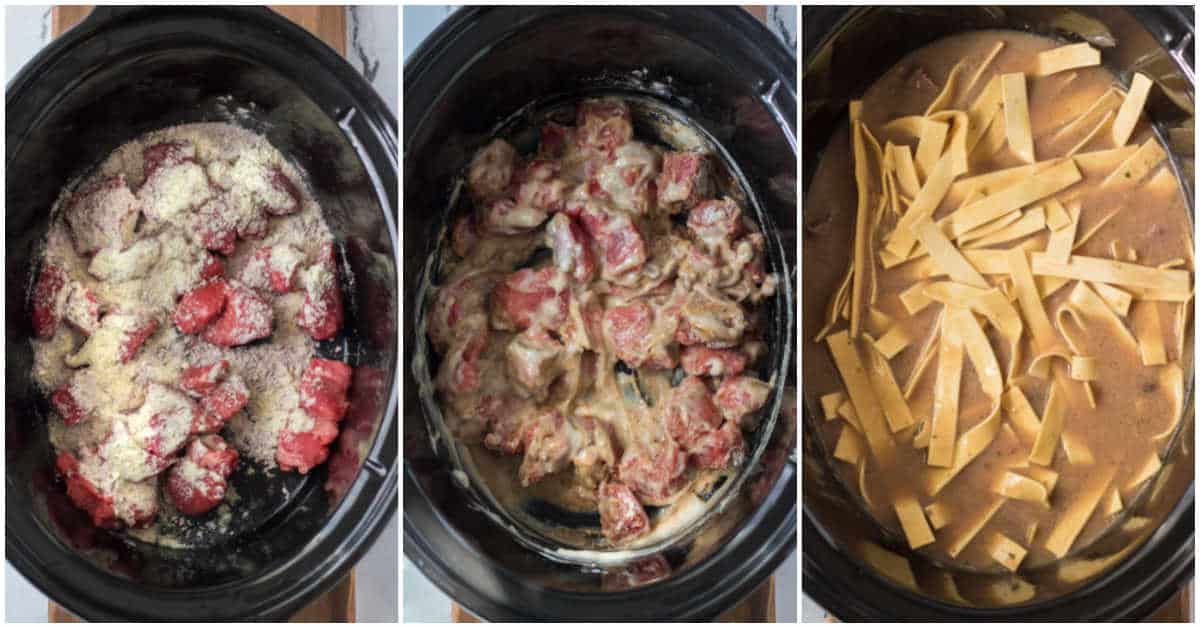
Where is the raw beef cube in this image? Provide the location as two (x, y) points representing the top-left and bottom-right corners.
(193, 374), (249, 434)
(467, 138), (518, 201)
(64, 175), (141, 254)
(51, 385), (90, 426)
(56, 451), (118, 529)
(296, 243), (344, 341)
(518, 411), (572, 486)
(618, 440), (689, 505)
(32, 264), (67, 339)
(713, 375), (771, 425)
(173, 280), (228, 334)
(118, 316), (159, 363)
(598, 481), (649, 544)
(545, 212), (596, 283)
(656, 151), (710, 210)
(299, 358), (353, 422)
(680, 346), (748, 378)
(202, 282), (273, 346)
(61, 283), (102, 335)
(576, 99), (633, 155)
(664, 376), (722, 451)
(165, 435), (239, 516)
(180, 360), (229, 397)
(490, 267), (569, 331)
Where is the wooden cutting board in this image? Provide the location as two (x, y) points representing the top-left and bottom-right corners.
(46, 4), (355, 621)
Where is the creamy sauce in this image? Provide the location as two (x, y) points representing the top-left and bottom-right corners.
(428, 98), (778, 546)
(805, 31), (1192, 571)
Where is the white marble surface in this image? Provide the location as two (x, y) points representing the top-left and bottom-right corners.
(4, 5), (397, 622)
(402, 6), (798, 622)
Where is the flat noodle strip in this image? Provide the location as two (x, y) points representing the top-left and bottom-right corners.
(924, 502), (951, 530)
(1039, 276), (1072, 298)
(1044, 201), (1081, 263)
(1003, 387), (1043, 446)
(1132, 301), (1167, 366)
(927, 311), (964, 467)
(1025, 466), (1060, 494)
(894, 495), (936, 549)
(1045, 199), (1071, 230)
(867, 307), (894, 335)
(923, 308), (1006, 494)
(1070, 356), (1098, 381)
(923, 282), (1022, 340)
(872, 325), (913, 359)
(915, 119), (950, 180)
(891, 144), (922, 199)
(996, 471), (1050, 506)
(885, 151), (957, 259)
(820, 391), (845, 420)
(814, 262), (854, 342)
(925, 61), (966, 116)
(915, 217), (989, 289)
(1100, 137), (1167, 188)
(945, 160), (1082, 239)
(827, 330), (896, 465)
(964, 42), (1005, 97)
(946, 496), (1006, 558)
(958, 209), (1022, 246)
(899, 280), (935, 315)
(1052, 89), (1122, 140)
(931, 110), (970, 176)
(883, 115), (926, 139)
(1066, 109), (1115, 157)
(1112, 73), (1153, 147)
(973, 107), (1008, 159)
(849, 121), (875, 337)
(987, 533), (1029, 572)
(864, 344), (916, 433)
(834, 425), (865, 464)
(838, 400), (864, 432)
(1102, 489), (1124, 516)
(1036, 42), (1101, 77)
(1008, 248), (1059, 349)
(1072, 207), (1121, 252)
(1061, 430), (1095, 465)
(1067, 282), (1139, 350)
(1090, 282), (1133, 317)
(1031, 253), (1191, 295)
(1029, 381), (1066, 466)
(1001, 73), (1035, 163)
(966, 206), (1047, 249)
(904, 309), (944, 399)
(1044, 463), (1117, 558)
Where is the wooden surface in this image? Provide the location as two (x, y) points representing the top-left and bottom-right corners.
(46, 4), (353, 620)
(52, 5), (347, 56)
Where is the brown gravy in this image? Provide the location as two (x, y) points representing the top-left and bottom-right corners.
(805, 30), (1192, 572)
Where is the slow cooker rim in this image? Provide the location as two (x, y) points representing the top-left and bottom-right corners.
(5, 5), (399, 621)
(402, 5), (797, 621)
(801, 5), (1195, 620)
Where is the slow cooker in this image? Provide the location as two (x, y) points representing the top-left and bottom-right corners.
(802, 6), (1194, 620)
(404, 6), (797, 621)
(6, 6), (398, 620)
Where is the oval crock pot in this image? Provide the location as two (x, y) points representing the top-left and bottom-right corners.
(802, 6), (1194, 621)
(404, 6), (797, 621)
(6, 6), (398, 620)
